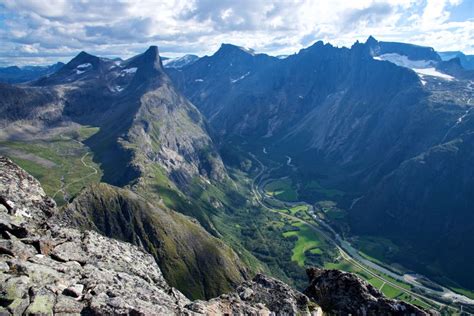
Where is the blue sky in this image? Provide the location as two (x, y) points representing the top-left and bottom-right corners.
(0, 0), (473, 66)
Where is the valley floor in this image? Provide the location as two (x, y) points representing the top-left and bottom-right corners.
(248, 150), (474, 314)
(0, 125), (102, 205)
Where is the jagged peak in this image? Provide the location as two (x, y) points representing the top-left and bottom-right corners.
(127, 45), (163, 73)
(300, 40), (335, 54)
(366, 35), (378, 45)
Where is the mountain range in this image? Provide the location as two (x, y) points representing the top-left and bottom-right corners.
(1, 35), (473, 313)
(168, 36), (474, 291)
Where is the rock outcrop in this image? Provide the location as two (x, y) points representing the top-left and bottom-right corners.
(0, 156), (320, 315)
(304, 268), (432, 316)
(187, 274), (320, 315)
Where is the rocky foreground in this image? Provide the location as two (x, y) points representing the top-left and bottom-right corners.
(0, 156), (431, 315)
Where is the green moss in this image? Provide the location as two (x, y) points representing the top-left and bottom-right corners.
(309, 248), (323, 255)
(26, 294), (55, 315)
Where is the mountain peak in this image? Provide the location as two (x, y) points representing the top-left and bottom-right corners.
(67, 51), (100, 68)
(128, 45), (163, 72)
(141, 45), (162, 69)
(366, 35), (378, 45)
(144, 45), (159, 57)
(215, 43), (256, 56)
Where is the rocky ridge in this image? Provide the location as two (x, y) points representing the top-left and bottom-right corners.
(304, 268), (431, 316)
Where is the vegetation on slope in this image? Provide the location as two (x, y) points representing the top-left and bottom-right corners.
(61, 182), (249, 300)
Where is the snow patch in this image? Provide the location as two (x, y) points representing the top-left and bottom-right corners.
(238, 46), (255, 55)
(122, 67), (137, 74)
(231, 72), (250, 83)
(111, 85), (124, 92)
(374, 53), (454, 81)
(75, 63), (92, 75)
(77, 63), (92, 69)
(374, 53), (434, 68)
(163, 54), (197, 67)
(413, 68), (454, 81)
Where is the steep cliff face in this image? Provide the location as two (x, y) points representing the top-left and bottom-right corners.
(351, 133), (474, 288)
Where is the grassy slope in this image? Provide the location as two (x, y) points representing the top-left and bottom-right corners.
(0, 126), (102, 205)
(62, 182), (249, 300)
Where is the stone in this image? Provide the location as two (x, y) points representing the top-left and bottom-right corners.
(54, 295), (85, 315)
(50, 241), (86, 264)
(62, 284), (84, 298)
(304, 268), (434, 316)
(24, 287), (55, 316)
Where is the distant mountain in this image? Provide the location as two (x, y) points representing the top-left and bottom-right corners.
(4, 46), (226, 189)
(366, 35), (441, 62)
(167, 43), (278, 125)
(162, 54), (199, 69)
(169, 38), (474, 290)
(0, 46), (245, 298)
(0, 62), (64, 83)
(438, 51), (474, 70)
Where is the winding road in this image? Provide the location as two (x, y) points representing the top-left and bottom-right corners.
(249, 151), (472, 313)
(52, 138), (98, 200)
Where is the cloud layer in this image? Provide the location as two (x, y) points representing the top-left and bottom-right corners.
(0, 0), (472, 65)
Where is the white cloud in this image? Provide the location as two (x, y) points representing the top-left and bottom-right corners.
(0, 0), (472, 66)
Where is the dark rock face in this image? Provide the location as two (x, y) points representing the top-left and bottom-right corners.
(187, 273), (320, 315)
(351, 134), (474, 288)
(304, 268), (431, 316)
